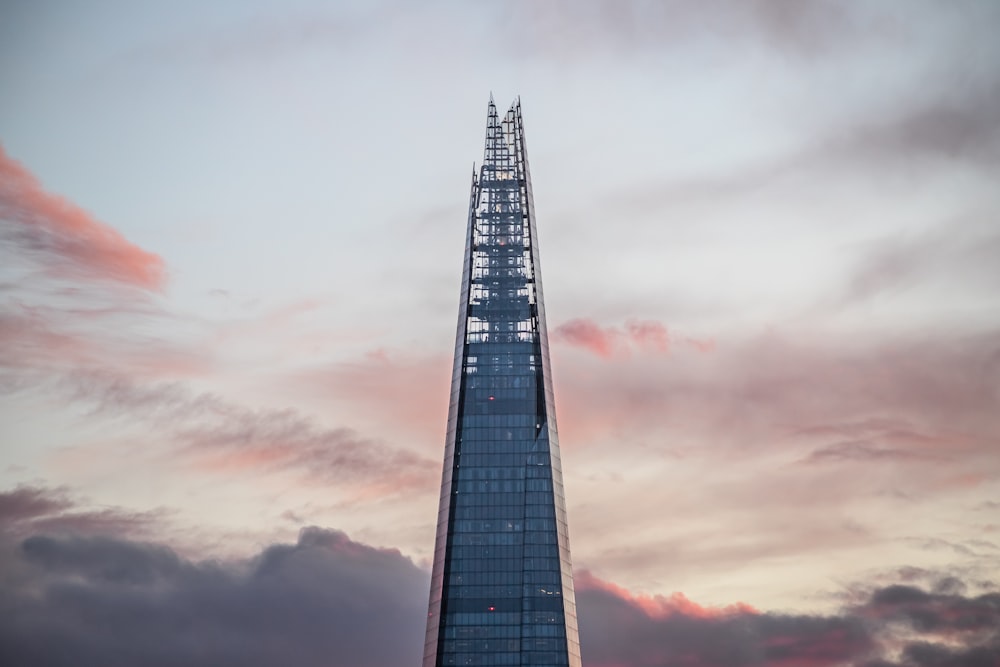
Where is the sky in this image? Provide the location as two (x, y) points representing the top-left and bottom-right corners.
(1, 1), (999, 665)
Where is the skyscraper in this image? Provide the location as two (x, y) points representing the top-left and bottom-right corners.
(423, 99), (581, 667)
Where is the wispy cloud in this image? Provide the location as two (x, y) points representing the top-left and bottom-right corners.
(836, 215), (1000, 307)
(554, 326), (1000, 598)
(0, 308), (94, 370)
(830, 78), (1000, 165)
(498, 0), (869, 60)
(0, 299), (211, 388)
(556, 327), (1000, 456)
(0, 484), (168, 543)
(0, 145), (165, 290)
(800, 440), (942, 465)
(604, 72), (1000, 221)
(55, 369), (437, 492)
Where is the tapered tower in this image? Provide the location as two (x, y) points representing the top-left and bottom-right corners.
(423, 99), (581, 667)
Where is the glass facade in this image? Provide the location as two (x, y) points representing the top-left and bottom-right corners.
(423, 99), (581, 667)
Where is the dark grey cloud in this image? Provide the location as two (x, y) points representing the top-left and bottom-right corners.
(866, 584), (1000, 634)
(1, 519), (997, 667)
(25, 507), (169, 541)
(891, 641), (1000, 667)
(574, 575), (1000, 667)
(0, 528), (429, 667)
(0, 486), (72, 523)
(576, 574), (872, 666)
(21, 534), (187, 586)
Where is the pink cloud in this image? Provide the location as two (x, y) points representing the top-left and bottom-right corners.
(0, 145), (165, 289)
(625, 320), (670, 353)
(576, 570), (757, 619)
(182, 426), (435, 494)
(0, 309), (95, 369)
(555, 328), (1000, 458)
(685, 336), (716, 353)
(290, 349), (453, 449)
(575, 570), (878, 667)
(551, 327), (1000, 594)
(553, 317), (714, 359)
(553, 318), (621, 358)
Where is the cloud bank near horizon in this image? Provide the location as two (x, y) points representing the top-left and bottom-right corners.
(1, 488), (997, 667)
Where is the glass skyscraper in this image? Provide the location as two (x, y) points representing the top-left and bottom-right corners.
(423, 99), (581, 667)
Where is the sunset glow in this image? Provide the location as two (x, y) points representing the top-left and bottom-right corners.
(1, 1), (998, 665)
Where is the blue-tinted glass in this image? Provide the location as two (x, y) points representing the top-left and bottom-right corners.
(423, 100), (581, 667)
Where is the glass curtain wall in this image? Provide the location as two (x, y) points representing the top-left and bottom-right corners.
(423, 99), (581, 667)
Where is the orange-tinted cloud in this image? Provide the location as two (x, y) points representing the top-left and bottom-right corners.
(576, 570), (757, 619)
(0, 145), (165, 289)
(553, 318), (621, 358)
(552, 317), (714, 359)
(575, 569), (876, 667)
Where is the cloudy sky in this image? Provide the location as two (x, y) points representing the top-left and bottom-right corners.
(2, 1), (999, 665)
